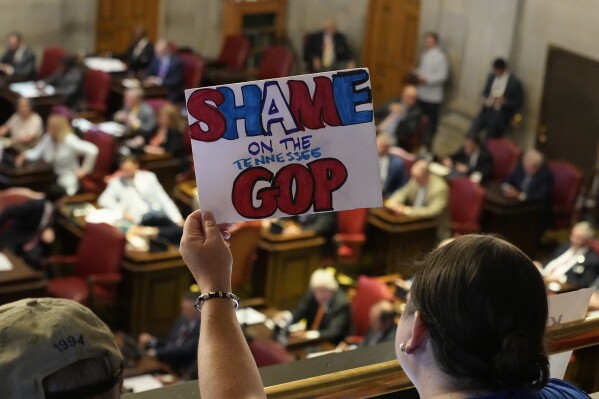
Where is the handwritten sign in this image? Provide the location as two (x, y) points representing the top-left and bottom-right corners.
(185, 68), (382, 222)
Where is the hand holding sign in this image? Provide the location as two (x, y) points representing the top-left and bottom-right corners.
(185, 68), (382, 222)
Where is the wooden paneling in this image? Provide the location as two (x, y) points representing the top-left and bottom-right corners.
(363, 0), (420, 106)
(96, 0), (160, 54)
(538, 47), (599, 181)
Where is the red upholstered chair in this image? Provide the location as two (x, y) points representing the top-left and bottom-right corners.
(46, 222), (125, 307)
(449, 177), (486, 235)
(334, 208), (369, 265)
(548, 160), (583, 229)
(351, 276), (394, 340)
(38, 46), (67, 80)
(179, 52), (205, 89)
(485, 138), (521, 182)
(80, 130), (117, 195)
(228, 220), (263, 296)
(78, 69), (112, 121)
(145, 98), (171, 114)
(589, 239), (599, 257)
(257, 46), (294, 80)
(407, 114), (429, 152)
(0, 188), (43, 235)
(249, 339), (294, 367)
(217, 34), (251, 71)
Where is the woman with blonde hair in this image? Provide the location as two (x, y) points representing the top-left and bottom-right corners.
(17, 114), (98, 195)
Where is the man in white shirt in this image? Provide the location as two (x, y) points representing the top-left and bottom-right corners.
(468, 58), (523, 139)
(98, 156), (184, 243)
(415, 32), (449, 148)
(536, 221), (599, 291)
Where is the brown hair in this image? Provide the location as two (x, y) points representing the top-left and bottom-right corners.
(406, 235), (549, 391)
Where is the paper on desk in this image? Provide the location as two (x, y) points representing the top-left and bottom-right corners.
(236, 307), (267, 325)
(123, 374), (163, 393)
(9, 82), (55, 97)
(0, 253), (13, 271)
(547, 288), (594, 379)
(84, 57), (127, 73)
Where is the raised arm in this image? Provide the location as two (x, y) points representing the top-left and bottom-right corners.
(179, 210), (266, 399)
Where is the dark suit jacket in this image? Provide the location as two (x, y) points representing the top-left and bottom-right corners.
(45, 67), (84, 108)
(450, 147), (493, 183)
(121, 40), (154, 72)
(382, 154), (408, 198)
(155, 315), (200, 375)
(0, 46), (36, 80)
(291, 289), (351, 344)
(304, 31), (353, 72)
(481, 73), (523, 122)
(146, 55), (184, 102)
(544, 243), (599, 289)
(0, 199), (46, 250)
(505, 162), (553, 203)
(141, 128), (183, 158)
(374, 100), (423, 151)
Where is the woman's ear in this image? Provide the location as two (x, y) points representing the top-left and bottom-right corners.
(405, 311), (428, 354)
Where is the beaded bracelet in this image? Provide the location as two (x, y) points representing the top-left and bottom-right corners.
(194, 291), (240, 312)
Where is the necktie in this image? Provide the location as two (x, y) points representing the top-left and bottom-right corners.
(310, 305), (325, 331)
(322, 35), (334, 68)
(158, 58), (169, 80)
(520, 175), (532, 194)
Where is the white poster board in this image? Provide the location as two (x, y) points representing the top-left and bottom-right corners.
(185, 69), (382, 222)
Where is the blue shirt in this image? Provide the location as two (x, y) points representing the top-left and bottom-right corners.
(471, 379), (590, 399)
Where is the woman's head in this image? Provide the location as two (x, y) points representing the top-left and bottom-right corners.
(158, 103), (181, 130)
(47, 114), (72, 143)
(396, 235), (548, 393)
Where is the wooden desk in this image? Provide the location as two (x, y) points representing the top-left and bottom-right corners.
(254, 230), (325, 309)
(0, 161), (56, 191)
(481, 182), (543, 256)
(0, 250), (47, 305)
(0, 86), (64, 121)
(57, 203), (191, 337)
(172, 179), (196, 213)
(366, 208), (437, 277)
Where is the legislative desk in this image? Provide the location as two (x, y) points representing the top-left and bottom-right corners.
(254, 230), (325, 309)
(172, 179), (196, 214)
(0, 160), (56, 192)
(481, 182), (543, 257)
(0, 250), (47, 306)
(0, 83), (64, 121)
(366, 207), (437, 277)
(56, 201), (191, 337)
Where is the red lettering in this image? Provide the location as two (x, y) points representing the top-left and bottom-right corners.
(309, 158), (348, 211)
(187, 88), (227, 142)
(273, 164), (314, 215)
(288, 77), (342, 131)
(231, 167), (277, 218)
(231, 158), (348, 218)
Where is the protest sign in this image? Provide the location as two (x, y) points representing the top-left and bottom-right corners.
(185, 68), (382, 222)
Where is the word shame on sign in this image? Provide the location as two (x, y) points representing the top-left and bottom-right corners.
(185, 68), (382, 223)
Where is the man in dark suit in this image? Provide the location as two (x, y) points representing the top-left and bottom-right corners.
(43, 55), (84, 109)
(502, 148), (552, 203)
(120, 26), (154, 74)
(304, 18), (355, 73)
(0, 185), (67, 270)
(377, 134), (408, 197)
(537, 222), (599, 291)
(138, 292), (200, 377)
(442, 136), (493, 183)
(145, 39), (184, 102)
(275, 268), (351, 345)
(0, 31), (36, 82)
(502, 148), (553, 233)
(469, 58), (523, 139)
(374, 85), (423, 151)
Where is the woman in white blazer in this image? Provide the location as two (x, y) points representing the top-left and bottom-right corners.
(17, 114), (98, 195)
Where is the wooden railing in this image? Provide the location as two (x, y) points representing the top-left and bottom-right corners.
(125, 315), (599, 399)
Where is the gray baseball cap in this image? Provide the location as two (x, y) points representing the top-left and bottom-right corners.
(0, 298), (123, 398)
